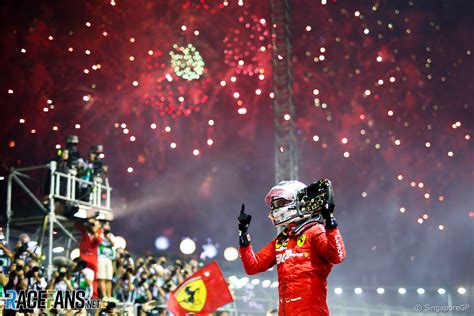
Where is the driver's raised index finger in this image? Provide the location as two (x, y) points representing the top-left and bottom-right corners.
(240, 203), (245, 214)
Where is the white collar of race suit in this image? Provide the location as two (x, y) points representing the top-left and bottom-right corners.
(279, 215), (323, 237)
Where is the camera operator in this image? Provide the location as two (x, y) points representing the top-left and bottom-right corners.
(65, 135), (81, 170)
(134, 256), (146, 274)
(75, 218), (102, 298)
(6, 261), (28, 292)
(148, 268), (167, 315)
(4, 261), (33, 314)
(48, 266), (74, 292)
(56, 148), (70, 174)
(114, 266), (136, 304)
(13, 233), (39, 264)
(77, 147), (95, 202)
(71, 258), (95, 298)
(98, 221), (115, 299)
(115, 248), (134, 273)
(170, 259), (185, 285)
(26, 265), (47, 291)
(90, 145), (108, 180)
(134, 270), (153, 304)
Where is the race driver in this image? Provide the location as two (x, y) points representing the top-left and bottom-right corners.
(238, 179), (346, 316)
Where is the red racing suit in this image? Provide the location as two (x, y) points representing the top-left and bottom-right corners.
(240, 218), (346, 316)
(75, 222), (102, 298)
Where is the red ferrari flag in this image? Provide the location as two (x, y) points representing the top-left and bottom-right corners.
(167, 260), (234, 316)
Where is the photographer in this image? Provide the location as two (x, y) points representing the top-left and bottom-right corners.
(4, 261), (31, 314)
(56, 148), (70, 174)
(27, 265), (47, 291)
(48, 266), (74, 291)
(134, 271), (153, 304)
(150, 273), (166, 302)
(98, 221), (115, 299)
(71, 258), (95, 298)
(13, 233), (39, 263)
(6, 261), (28, 292)
(239, 179), (346, 316)
(77, 147), (95, 202)
(65, 135), (81, 170)
(113, 266), (136, 304)
(115, 248), (134, 273)
(75, 218), (103, 298)
(90, 145), (107, 180)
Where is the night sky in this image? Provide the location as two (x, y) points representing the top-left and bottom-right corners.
(0, 0), (472, 289)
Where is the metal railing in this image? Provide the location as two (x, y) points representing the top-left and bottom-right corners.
(5, 161), (113, 278)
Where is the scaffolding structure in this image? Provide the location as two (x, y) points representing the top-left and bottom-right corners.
(5, 161), (113, 277)
(270, 0), (299, 183)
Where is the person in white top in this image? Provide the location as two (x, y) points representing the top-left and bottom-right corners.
(97, 221), (115, 299)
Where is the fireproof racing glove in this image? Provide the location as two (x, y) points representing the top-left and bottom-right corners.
(238, 204), (252, 246)
(320, 180), (338, 229)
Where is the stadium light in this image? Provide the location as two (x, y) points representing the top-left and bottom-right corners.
(201, 242), (218, 259)
(251, 279), (260, 285)
(154, 236), (170, 250)
(334, 287), (343, 295)
(223, 246), (239, 262)
(417, 288), (425, 295)
(354, 288), (363, 295)
(376, 288), (385, 294)
(70, 248), (80, 260)
(270, 281), (279, 288)
(437, 288), (446, 295)
(52, 246), (64, 253)
(398, 288), (407, 295)
(262, 280), (271, 288)
(240, 277), (249, 286)
(113, 236), (127, 250)
(179, 237), (196, 255)
(457, 287), (466, 295)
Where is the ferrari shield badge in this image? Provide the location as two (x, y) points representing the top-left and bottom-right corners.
(176, 277), (208, 312)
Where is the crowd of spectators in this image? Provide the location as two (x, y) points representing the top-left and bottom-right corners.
(0, 135), (229, 314)
(0, 224), (206, 315)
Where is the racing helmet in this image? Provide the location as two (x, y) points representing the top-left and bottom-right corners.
(265, 180), (307, 227)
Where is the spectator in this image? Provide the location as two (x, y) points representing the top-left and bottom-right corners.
(64, 135), (81, 170)
(13, 233), (39, 264)
(0, 242), (12, 266)
(26, 266), (47, 291)
(115, 248), (134, 272)
(5, 261), (28, 292)
(77, 148), (95, 202)
(134, 270), (153, 304)
(56, 148), (70, 174)
(48, 266), (73, 291)
(75, 218), (103, 298)
(1, 230), (222, 315)
(71, 258), (95, 298)
(114, 266), (136, 304)
(98, 221), (115, 299)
